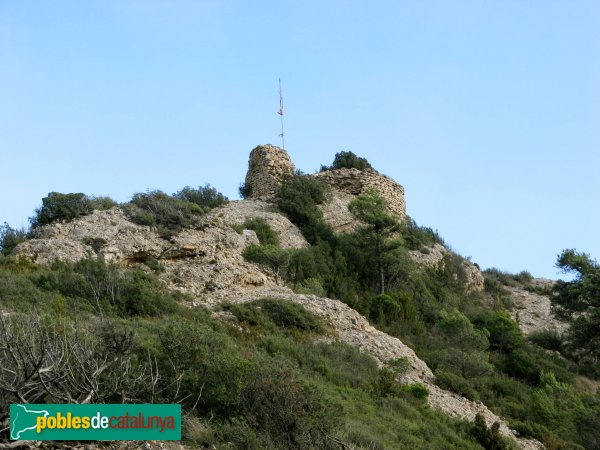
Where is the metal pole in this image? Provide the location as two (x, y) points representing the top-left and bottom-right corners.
(278, 78), (285, 150)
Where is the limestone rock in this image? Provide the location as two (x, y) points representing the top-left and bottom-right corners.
(159, 224), (280, 301)
(316, 189), (359, 233)
(204, 199), (308, 249)
(507, 278), (568, 336)
(12, 206), (279, 303)
(14, 208), (166, 264)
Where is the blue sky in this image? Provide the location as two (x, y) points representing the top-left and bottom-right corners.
(1, 1), (598, 279)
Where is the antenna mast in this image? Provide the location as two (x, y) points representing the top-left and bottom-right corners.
(278, 78), (285, 150)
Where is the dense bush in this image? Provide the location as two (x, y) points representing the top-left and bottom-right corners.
(124, 190), (205, 238)
(401, 218), (445, 250)
(0, 256), (181, 316)
(227, 298), (326, 334)
(277, 175), (332, 244)
(528, 329), (564, 352)
(469, 414), (511, 450)
(552, 249), (600, 365)
(320, 150), (373, 171)
(0, 223), (27, 255)
(238, 181), (252, 199)
(30, 192), (117, 228)
(241, 217), (279, 246)
(175, 184), (228, 209)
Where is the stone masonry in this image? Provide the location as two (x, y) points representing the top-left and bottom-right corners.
(244, 145), (407, 224)
(313, 167), (407, 221)
(243, 144), (295, 199)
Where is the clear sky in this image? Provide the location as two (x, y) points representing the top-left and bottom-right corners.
(1, 1), (598, 279)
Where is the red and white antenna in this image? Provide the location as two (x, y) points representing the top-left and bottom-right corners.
(278, 78), (285, 150)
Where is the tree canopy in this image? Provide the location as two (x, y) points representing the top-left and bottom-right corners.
(552, 249), (600, 361)
(320, 151), (373, 171)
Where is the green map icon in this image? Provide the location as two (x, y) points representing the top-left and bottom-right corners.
(10, 404), (49, 440)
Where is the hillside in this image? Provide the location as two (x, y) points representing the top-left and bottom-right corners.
(1, 146), (597, 450)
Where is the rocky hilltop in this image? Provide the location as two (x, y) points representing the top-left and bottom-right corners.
(9, 145), (561, 449)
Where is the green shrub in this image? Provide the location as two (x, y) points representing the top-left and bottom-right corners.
(238, 181), (252, 199)
(402, 383), (429, 399)
(277, 175), (332, 244)
(372, 367), (401, 398)
(88, 196), (119, 211)
(477, 310), (525, 353)
(242, 244), (291, 285)
(292, 277), (326, 297)
(30, 192), (117, 228)
(82, 236), (107, 253)
(499, 348), (540, 383)
(240, 359), (339, 449)
(29, 258), (181, 317)
(228, 298), (326, 334)
(369, 294), (403, 325)
(435, 370), (479, 400)
(124, 190), (205, 237)
(175, 184), (228, 209)
(304, 342), (379, 388)
(0, 223), (27, 255)
(469, 414), (511, 450)
(401, 218), (445, 250)
(528, 329), (564, 352)
(514, 270), (534, 283)
(242, 218), (279, 246)
(320, 150), (373, 171)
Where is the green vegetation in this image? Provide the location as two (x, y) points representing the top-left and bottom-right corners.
(349, 189), (402, 294)
(239, 217), (280, 246)
(401, 218), (445, 251)
(320, 150), (373, 171)
(3, 165), (600, 448)
(225, 298), (326, 334)
(30, 192), (117, 228)
(0, 259), (487, 448)
(243, 245), (291, 285)
(27, 185), (228, 239)
(175, 184), (229, 209)
(0, 222), (27, 255)
(123, 190), (205, 237)
(552, 249), (600, 376)
(0, 256), (182, 317)
(238, 181), (252, 199)
(269, 172), (600, 449)
(123, 186), (227, 238)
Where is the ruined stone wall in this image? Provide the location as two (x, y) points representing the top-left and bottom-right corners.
(244, 145), (295, 199)
(312, 168), (407, 221)
(243, 145), (406, 225)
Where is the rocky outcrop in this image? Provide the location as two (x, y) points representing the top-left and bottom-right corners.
(507, 279), (567, 336)
(316, 189), (358, 233)
(13, 207), (283, 303)
(204, 199), (308, 249)
(243, 144), (295, 199)
(409, 243), (485, 293)
(14, 208), (165, 265)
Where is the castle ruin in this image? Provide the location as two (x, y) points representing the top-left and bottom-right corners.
(243, 145), (406, 231)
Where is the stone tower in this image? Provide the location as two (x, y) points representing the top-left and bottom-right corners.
(244, 145), (295, 199)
